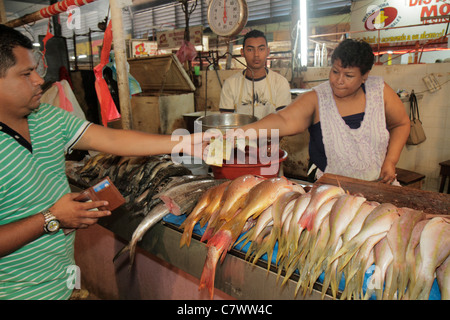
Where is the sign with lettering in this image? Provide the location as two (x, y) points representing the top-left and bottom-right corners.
(131, 40), (158, 57)
(157, 26), (203, 49)
(350, 0), (449, 45)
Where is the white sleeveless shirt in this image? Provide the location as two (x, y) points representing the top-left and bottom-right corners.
(313, 76), (389, 181)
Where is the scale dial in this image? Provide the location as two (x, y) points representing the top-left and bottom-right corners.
(207, 0), (248, 37)
(32, 48), (47, 78)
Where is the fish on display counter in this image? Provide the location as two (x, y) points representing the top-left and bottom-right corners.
(114, 178), (226, 268)
(177, 174), (449, 300)
(67, 152), (234, 270)
(67, 154), (449, 300)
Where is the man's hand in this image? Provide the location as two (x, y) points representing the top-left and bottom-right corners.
(49, 193), (111, 229)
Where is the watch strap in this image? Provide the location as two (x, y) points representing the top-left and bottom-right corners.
(41, 210), (60, 234)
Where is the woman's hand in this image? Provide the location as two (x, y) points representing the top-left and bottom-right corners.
(378, 160), (397, 184)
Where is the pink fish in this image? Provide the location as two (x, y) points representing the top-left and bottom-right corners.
(298, 184), (345, 231)
(200, 175), (265, 242)
(404, 219), (429, 288)
(436, 254), (450, 300)
(365, 237), (393, 300)
(179, 181), (231, 248)
(329, 203), (399, 272)
(199, 177), (302, 299)
(408, 217), (450, 300)
(384, 207), (425, 300)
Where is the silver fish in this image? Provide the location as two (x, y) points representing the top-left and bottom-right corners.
(114, 180), (215, 268)
(113, 202), (170, 268)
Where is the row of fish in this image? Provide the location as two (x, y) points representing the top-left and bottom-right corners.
(179, 174), (449, 300)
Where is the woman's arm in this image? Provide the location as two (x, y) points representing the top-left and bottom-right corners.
(380, 83), (411, 183)
(239, 90), (317, 137)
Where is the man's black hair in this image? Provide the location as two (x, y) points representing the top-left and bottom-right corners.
(243, 29), (267, 47)
(0, 24), (33, 77)
(331, 39), (374, 75)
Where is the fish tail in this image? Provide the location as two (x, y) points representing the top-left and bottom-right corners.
(128, 244), (137, 270)
(382, 264), (394, 300)
(407, 269), (426, 300)
(315, 246), (332, 273)
(295, 232), (310, 262)
(200, 228), (233, 299)
(387, 265), (400, 300)
(336, 245), (358, 272)
(244, 241), (257, 261)
(294, 271), (304, 297)
(376, 264), (391, 300)
(200, 226), (215, 242)
(180, 217), (198, 248)
(281, 254), (300, 287)
(321, 265), (333, 299)
(199, 246), (220, 300)
(251, 234), (277, 270)
(179, 227), (193, 248)
(396, 264), (408, 300)
(113, 244), (130, 262)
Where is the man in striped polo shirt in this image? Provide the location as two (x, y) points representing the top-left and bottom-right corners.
(0, 24), (200, 299)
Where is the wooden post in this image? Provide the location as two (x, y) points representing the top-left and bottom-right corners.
(109, 0), (132, 130)
(0, 0), (7, 24)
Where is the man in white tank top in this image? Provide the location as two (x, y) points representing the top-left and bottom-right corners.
(219, 30), (292, 119)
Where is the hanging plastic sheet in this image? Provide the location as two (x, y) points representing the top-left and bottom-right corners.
(93, 21), (121, 127)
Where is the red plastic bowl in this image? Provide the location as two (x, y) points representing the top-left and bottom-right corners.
(211, 149), (288, 180)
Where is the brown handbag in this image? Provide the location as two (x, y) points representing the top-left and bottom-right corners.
(406, 91), (426, 145)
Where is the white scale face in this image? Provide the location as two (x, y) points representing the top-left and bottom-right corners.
(207, 0), (248, 37)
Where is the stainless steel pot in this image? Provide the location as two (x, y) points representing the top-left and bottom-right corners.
(195, 113), (258, 132)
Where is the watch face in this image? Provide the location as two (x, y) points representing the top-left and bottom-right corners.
(47, 220), (60, 233)
(208, 0), (247, 37)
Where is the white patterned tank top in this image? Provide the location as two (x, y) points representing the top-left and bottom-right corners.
(313, 76), (389, 181)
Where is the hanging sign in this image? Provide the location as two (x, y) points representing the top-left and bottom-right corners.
(350, 0), (449, 45)
(157, 25), (203, 49)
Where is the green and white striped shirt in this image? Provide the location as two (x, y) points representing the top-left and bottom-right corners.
(0, 103), (90, 300)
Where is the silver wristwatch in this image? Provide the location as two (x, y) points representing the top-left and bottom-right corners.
(42, 210), (60, 234)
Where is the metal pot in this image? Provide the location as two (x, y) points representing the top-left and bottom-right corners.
(195, 113), (258, 133)
(183, 111), (220, 133)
